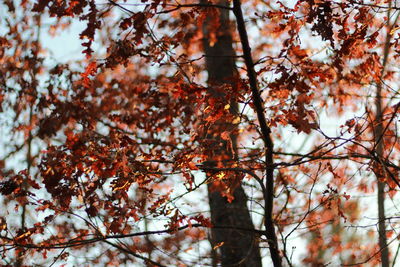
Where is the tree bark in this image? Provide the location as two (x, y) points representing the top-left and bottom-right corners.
(201, 1), (262, 266)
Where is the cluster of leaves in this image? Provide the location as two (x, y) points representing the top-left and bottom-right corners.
(1, 0), (400, 266)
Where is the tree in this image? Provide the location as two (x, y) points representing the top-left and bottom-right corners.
(201, 0), (262, 266)
(1, 0), (400, 266)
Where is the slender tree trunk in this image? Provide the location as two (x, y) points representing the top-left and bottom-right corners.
(375, 54), (389, 267)
(15, 15), (41, 267)
(201, 1), (262, 266)
(374, 6), (398, 267)
(376, 69), (389, 267)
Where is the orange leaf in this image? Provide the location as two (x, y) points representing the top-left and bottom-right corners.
(221, 131), (230, 141)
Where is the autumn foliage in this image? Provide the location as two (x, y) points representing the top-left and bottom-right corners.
(1, 0), (400, 266)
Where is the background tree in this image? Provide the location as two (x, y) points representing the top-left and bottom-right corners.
(200, 0), (262, 266)
(1, 0), (400, 266)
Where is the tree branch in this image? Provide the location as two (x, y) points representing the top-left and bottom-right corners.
(232, 1), (282, 266)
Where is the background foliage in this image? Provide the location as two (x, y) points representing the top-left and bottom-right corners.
(1, 0), (400, 266)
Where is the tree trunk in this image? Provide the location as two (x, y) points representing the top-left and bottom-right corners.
(375, 58), (389, 267)
(201, 1), (262, 266)
(374, 6), (396, 267)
